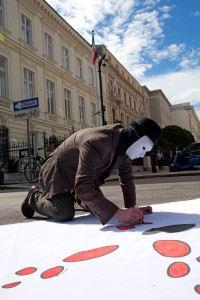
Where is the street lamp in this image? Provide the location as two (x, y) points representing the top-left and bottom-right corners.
(98, 53), (108, 125)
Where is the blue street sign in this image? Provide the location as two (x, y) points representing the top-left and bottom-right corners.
(13, 97), (39, 112)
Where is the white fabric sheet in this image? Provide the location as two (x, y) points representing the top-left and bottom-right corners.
(1, 199), (200, 300)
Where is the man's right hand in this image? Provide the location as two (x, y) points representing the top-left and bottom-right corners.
(114, 207), (144, 225)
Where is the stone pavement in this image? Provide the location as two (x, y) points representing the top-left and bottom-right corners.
(1, 168), (200, 190)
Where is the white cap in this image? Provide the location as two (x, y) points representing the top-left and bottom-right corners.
(126, 135), (154, 160)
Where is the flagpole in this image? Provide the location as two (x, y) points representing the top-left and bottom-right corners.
(94, 63), (100, 126)
(92, 30), (101, 126)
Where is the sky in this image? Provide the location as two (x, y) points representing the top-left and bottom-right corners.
(45, 0), (200, 120)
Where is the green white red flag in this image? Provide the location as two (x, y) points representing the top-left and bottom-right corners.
(92, 31), (97, 64)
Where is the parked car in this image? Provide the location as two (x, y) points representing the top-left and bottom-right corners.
(170, 141), (200, 172)
(184, 141), (200, 156)
(0, 168), (4, 185)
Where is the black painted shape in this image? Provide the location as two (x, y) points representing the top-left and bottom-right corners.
(142, 224), (196, 235)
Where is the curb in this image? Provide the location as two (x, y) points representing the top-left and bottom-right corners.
(106, 170), (200, 182)
(1, 170), (200, 189)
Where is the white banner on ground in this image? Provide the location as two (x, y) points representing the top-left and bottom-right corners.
(0, 199), (200, 300)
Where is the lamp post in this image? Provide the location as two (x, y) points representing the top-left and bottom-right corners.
(98, 54), (106, 125)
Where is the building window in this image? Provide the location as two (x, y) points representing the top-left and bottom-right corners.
(89, 67), (94, 86)
(124, 92), (127, 104)
(118, 87), (121, 96)
(0, 56), (7, 98)
(91, 102), (97, 126)
(62, 47), (69, 69)
(44, 32), (53, 59)
(129, 96), (132, 108)
(24, 68), (34, 99)
(77, 58), (82, 78)
(112, 108), (116, 123)
(0, 0), (4, 26)
(134, 99), (137, 111)
(64, 88), (72, 119)
(79, 96), (85, 123)
(46, 79), (55, 114)
(21, 14), (32, 45)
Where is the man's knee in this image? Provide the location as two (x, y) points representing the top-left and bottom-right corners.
(55, 210), (75, 222)
(51, 192), (75, 221)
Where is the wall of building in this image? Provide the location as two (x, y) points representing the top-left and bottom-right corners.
(0, 0), (199, 148)
(171, 103), (200, 141)
(0, 0), (104, 145)
(104, 47), (145, 127)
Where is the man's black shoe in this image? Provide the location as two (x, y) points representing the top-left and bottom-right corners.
(21, 186), (38, 218)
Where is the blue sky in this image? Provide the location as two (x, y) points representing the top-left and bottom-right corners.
(46, 0), (200, 119)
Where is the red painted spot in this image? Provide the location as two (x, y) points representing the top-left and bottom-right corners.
(116, 225), (135, 230)
(63, 245), (119, 262)
(2, 281), (21, 289)
(195, 285), (200, 294)
(167, 262), (190, 278)
(41, 266), (65, 279)
(16, 267), (37, 276)
(153, 240), (191, 257)
(196, 256), (200, 262)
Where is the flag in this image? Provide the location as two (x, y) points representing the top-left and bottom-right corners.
(92, 31), (97, 64)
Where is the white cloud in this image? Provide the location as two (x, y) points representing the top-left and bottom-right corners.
(159, 5), (173, 13)
(191, 11), (200, 17)
(179, 49), (200, 69)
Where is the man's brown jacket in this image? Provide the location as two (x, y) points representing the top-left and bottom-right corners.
(39, 124), (136, 224)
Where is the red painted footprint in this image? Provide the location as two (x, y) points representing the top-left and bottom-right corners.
(16, 267), (37, 276)
(153, 240), (191, 277)
(194, 257), (200, 294)
(2, 281), (21, 289)
(195, 285), (200, 294)
(2, 267), (37, 289)
(63, 245), (119, 262)
(153, 240), (191, 257)
(41, 266), (65, 279)
(152, 240), (200, 294)
(167, 262), (190, 278)
(116, 225), (135, 230)
(196, 256), (200, 262)
(116, 221), (153, 230)
(1, 245), (119, 288)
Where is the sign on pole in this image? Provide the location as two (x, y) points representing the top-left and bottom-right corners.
(13, 97), (39, 120)
(13, 97), (40, 183)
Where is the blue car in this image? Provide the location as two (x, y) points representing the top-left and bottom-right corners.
(170, 142), (200, 172)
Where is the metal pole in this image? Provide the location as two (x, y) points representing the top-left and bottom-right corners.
(98, 54), (106, 125)
(94, 63), (100, 126)
(27, 118), (32, 182)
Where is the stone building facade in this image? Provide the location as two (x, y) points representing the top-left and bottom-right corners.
(104, 47), (145, 128)
(0, 0), (199, 157)
(0, 0), (104, 150)
(171, 103), (200, 141)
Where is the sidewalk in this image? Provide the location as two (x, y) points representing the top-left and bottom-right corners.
(1, 168), (200, 190)
(107, 168), (200, 181)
